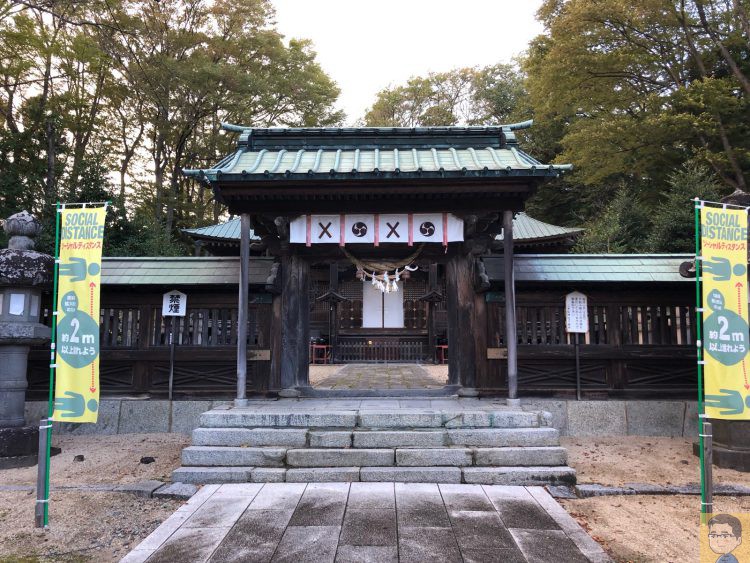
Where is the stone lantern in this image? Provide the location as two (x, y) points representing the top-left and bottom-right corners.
(0, 211), (53, 467)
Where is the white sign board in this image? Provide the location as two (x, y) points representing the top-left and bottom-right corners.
(565, 291), (588, 333)
(162, 290), (187, 317)
(289, 213), (464, 246)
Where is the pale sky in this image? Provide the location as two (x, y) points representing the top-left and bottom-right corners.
(271, 0), (544, 124)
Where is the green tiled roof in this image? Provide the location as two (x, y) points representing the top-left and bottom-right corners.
(483, 254), (692, 283)
(100, 255), (690, 286)
(183, 122), (572, 183)
(182, 219), (260, 241)
(496, 213), (582, 243)
(101, 257), (273, 285)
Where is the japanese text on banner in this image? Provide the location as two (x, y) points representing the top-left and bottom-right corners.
(701, 206), (750, 420)
(52, 207), (105, 423)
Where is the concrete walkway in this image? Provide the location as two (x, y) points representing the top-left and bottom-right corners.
(121, 483), (610, 563)
(314, 364), (447, 390)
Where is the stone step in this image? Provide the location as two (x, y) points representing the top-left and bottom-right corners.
(200, 411), (357, 429)
(189, 427), (561, 450)
(352, 430), (447, 448)
(462, 466), (577, 486)
(181, 444), (566, 469)
(473, 447), (568, 467)
(172, 465), (576, 485)
(198, 409), (542, 430)
(181, 446), (286, 467)
(360, 466), (462, 483)
(191, 428), (308, 447)
(287, 448), (394, 467)
(172, 466), (254, 484)
(446, 427), (559, 447)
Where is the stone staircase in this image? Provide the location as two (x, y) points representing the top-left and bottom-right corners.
(173, 402), (576, 485)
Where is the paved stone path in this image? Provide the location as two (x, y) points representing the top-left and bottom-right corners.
(122, 483), (610, 562)
(314, 364), (447, 390)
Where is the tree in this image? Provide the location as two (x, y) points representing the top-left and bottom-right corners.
(98, 0), (343, 233)
(524, 0), (749, 192)
(573, 182), (651, 253)
(363, 64), (526, 127)
(0, 0), (343, 255)
(646, 162), (726, 252)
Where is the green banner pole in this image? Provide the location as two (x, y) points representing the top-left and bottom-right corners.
(694, 197), (707, 521)
(43, 202), (62, 527)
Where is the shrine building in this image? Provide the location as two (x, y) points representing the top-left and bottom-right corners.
(26, 124), (696, 402)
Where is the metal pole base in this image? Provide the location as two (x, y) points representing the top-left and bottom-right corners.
(34, 418), (50, 528)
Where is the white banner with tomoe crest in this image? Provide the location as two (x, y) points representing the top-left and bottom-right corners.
(289, 213), (464, 246)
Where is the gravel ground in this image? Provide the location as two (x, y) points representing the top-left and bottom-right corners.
(561, 494), (750, 562)
(563, 436), (750, 562)
(0, 490), (182, 562)
(562, 436), (750, 487)
(0, 433), (189, 562)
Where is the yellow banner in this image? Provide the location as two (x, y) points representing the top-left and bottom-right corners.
(701, 206), (750, 420)
(51, 207), (106, 423)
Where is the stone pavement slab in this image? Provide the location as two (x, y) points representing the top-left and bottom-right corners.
(314, 364), (447, 390)
(288, 482), (349, 526)
(339, 508), (397, 546)
(335, 545), (398, 563)
(271, 525), (340, 563)
(122, 483), (611, 562)
(347, 482), (395, 509)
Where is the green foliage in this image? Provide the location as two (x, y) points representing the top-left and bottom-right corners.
(573, 183), (651, 253)
(106, 213), (185, 257)
(364, 64), (525, 127)
(0, 0), (341, 256)
(524, 0), (750, 192)
(646, 163), (726, 253)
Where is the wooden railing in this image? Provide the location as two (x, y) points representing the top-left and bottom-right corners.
(485, 293), (697, 398)
(28, 294), (273, 399)
(336, 337), (429, 363)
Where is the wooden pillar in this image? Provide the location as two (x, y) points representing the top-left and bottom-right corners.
(236, 213), (251, 406)
(427, 263), (438, 363)
(503, 210), (519, 403)
(279, 252), (310, 393)
(607, 302), (625, 390)
(474, 290), (488, 388)
(269, 293), (282, 390)
(446, 251), (475, 388)
(328, 263), (340, 363)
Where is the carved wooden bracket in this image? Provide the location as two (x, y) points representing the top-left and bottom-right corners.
(473, 258), (490, 294)
(265, 261), (282, 294)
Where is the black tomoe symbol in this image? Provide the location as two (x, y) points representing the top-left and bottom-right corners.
(419, 221), (435, 236)
(352, 222), (368, 237)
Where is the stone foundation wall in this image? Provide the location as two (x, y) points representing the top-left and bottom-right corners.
(23, 399), (699, 438)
